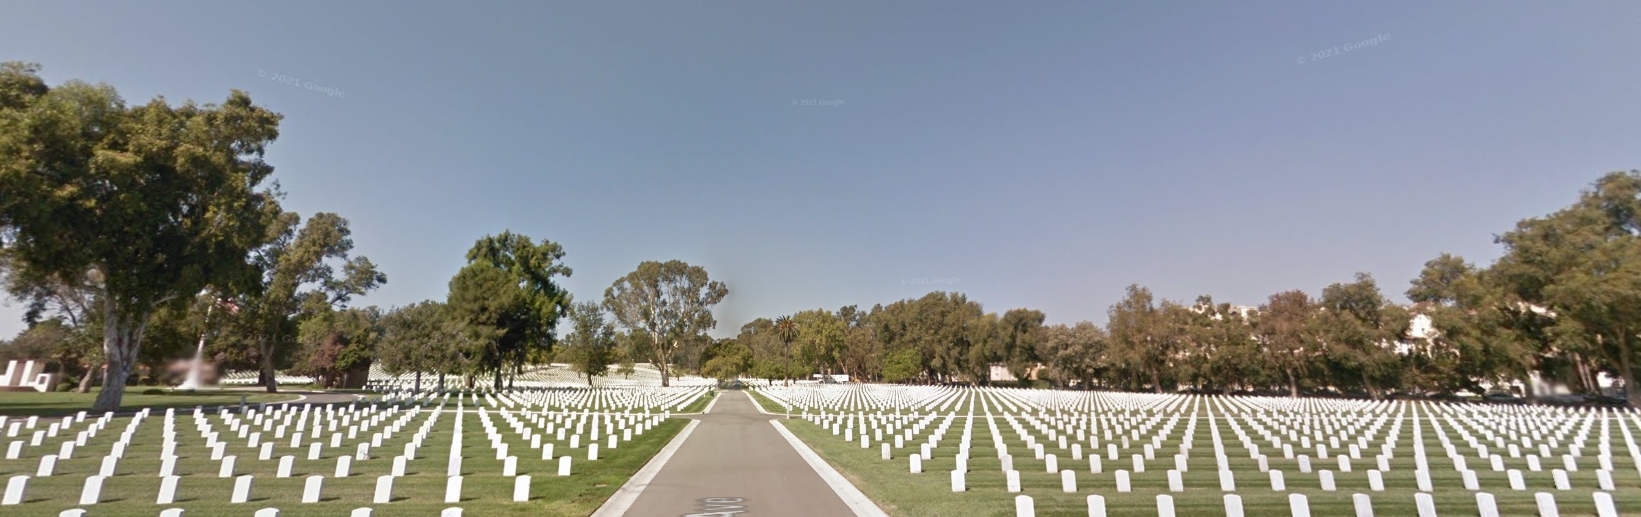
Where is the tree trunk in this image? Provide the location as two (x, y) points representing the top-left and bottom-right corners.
(76, 361), (99, 393)
(1151, 368), (1163, 393)
(92, 307), (150, 412)
(657, 338), (674, 387)
(1286, 368), (1300, 398)
(438, 372), (445, 391)
(414, 371), (422, 392)
(1620, 335), (1640, 407)
(259, 338), (278, 393)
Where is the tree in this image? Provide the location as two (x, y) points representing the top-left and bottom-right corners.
(3, 254), (103, 391)
(998, 308), (1046, 383)
(701, 339), (753, 382)
(603, 260), (727, 387)
(835, 306), (881, 383)
(447, 232), (572, 389)
(1106, 285), (1172, 392)
(1316, 273), (1409, 399)
(868, 292), (985, 384)
(773, 316), (797, 386)
(447, 262), (524, 389)
(378, 301), (465, 391)
(0, 63), (284, 411)
(880, 348), (922, 384)
(234, 212), (384, 392)
(1255, 290), (1321, 397)
(1408, 254), (1546, 394)
(292, 306), (380, 388)
(1490, 171), (1641, 405)
(1040, 321), (1107, 389)
(563, 301), (617, 386)
(794, 309), (843, 378)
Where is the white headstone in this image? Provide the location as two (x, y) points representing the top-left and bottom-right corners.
(302, 475), (323, 503)
(1535, 492), (1560, 517)
(373, 475), (394, 504)
(1593, 491), (1618, 517)
(444, 476), (463, 503)
(513, 475), (531, 502)
(157, 475), (180, 504)
(277, 455), (295, 478)
(231, 475), (253, 503)
(1415, 492), (1437, 517)
(1289, 493), (1311, 517)
(36, 455), (55, 477)
(78, 475), (104, 505)
(2, 475), (26, 505)
(1015, 495), (1035, 517)
(1157, 494), (1176, 517)
(1477, 492), (1501, 517)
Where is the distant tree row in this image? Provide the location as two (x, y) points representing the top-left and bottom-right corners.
(719, 172), (1641, 406)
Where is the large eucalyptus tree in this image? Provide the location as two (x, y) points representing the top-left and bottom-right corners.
(603, 260), (727, 387)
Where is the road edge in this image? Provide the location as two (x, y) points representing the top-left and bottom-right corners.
(746, 390), (771, 414)
(589, 418), (702, 517)
(769, 419), (891, 517)
(702, 390), (722, 414)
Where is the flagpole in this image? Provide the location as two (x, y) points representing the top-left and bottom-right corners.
(176, 304), (214, 391)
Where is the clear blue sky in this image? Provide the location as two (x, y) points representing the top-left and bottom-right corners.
(2, 1), (1639, 339)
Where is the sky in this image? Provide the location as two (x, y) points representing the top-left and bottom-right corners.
(2, 1), (1639, 340)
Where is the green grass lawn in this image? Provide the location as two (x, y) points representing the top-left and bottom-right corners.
(0, 403), (687, 517)
(748, 390), (785, 414)
(0, 390), (301, 417)
(766, 389), (1641, 517)
(676, 390), (714, 413)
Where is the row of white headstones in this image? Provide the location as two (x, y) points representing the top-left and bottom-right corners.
(1005, 491), (1618, 517)
(0, 386), (706, 513)
(758, 385), (1633, 517)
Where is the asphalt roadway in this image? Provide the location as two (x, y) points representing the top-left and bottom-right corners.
(621, 390), (860, 517)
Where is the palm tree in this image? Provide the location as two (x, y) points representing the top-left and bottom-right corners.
(774, 315), (797, 387)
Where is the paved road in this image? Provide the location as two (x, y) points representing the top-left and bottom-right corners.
(622, 390), (859, 517)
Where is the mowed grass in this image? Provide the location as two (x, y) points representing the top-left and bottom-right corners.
(0, 405), (687, 517)
(0, 390), (301, 417)
(763, 391), (1641, 517)
(677, 390), (715, 413)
